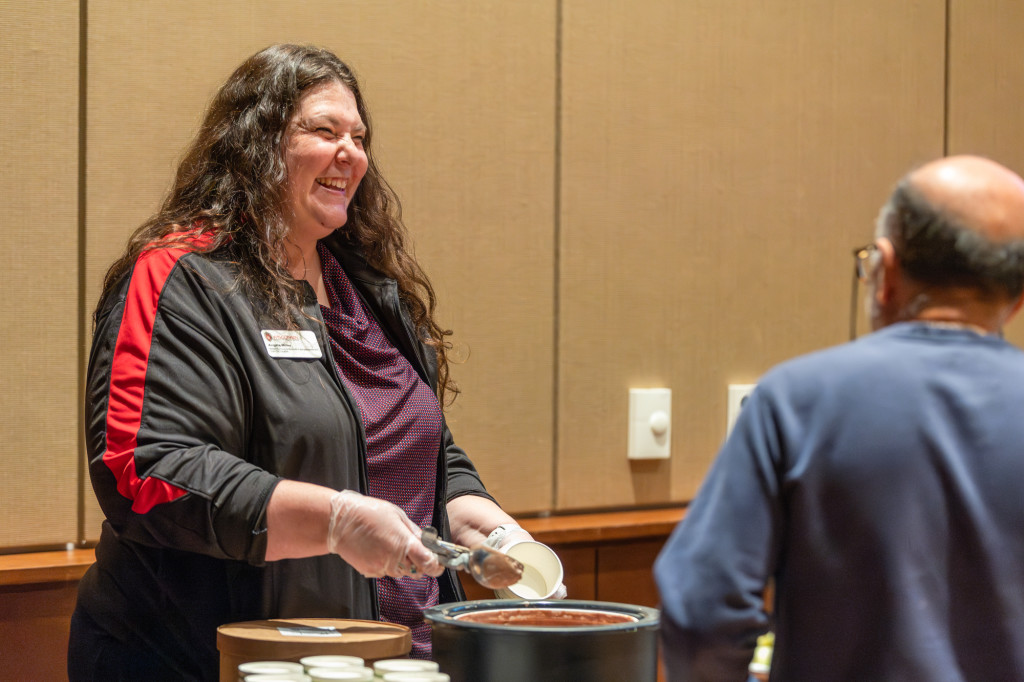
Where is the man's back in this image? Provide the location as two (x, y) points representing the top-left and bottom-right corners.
(656, 322), (1024, 681)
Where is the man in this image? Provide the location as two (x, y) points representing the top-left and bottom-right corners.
(654, 155), (1024, 681)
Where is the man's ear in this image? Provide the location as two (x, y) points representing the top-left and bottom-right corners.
(1001, 293), (1024, 326)
(874, 237), (899, 305)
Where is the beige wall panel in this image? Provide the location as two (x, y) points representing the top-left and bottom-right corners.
(0, 2), (80, 548)
(84, 1), (555, 538)
(947, 0), (1024, 345)
(557, 0), (945, 509)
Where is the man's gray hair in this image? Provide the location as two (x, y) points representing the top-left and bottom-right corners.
(875, 180), (1024, 299)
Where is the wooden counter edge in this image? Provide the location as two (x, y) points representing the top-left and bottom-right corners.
(0, 507), (687, 587)
(0, 548), (96, 586)
(518, 506), (687, 546)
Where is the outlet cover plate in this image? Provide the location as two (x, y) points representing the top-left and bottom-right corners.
(726, 384), (757, 437)
(628, 388), (671, 459)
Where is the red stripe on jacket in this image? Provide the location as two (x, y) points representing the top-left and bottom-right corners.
(102, 243), (198, 514)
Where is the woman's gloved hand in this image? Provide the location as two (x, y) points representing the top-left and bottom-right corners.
(484, 523), (569, 599)
(327, 490), (443, 579)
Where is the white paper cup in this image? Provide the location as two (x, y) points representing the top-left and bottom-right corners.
(239, 661), (307, 681)
(372, 659), (440, 676)
(493, 540), (564, 600)
(239, 662), (306, 675)
(381, 673), (450, 682)
(307, 667), (374, 681)
(244, 674), (311, 682)
(300, 655), (365, 671)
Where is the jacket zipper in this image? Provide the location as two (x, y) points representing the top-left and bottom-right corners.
(303, 284), (381, 620)
(345, 276), (461, 603)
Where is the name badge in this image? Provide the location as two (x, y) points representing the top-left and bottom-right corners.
(260, 329), (322, 359)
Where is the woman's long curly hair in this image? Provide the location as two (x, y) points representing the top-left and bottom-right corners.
(97, 43), (457, 404)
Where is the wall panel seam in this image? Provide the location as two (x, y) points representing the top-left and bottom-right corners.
(943, 0), (951, 155)
(552, 0), (563, 511)
(76, 0), (89, 546)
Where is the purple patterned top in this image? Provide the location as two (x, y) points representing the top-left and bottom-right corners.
(318, 242), (442, 658)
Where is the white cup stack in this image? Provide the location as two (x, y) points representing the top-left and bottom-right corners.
(381, 673), (450, 682)
(300, 655), (365, 671)
(372, 659), (440, 679)
(239, 660), (309, 681)
(307, 668), (375, 682)
(298, 653), (373, 681)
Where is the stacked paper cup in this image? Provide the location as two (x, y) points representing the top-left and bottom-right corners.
(239, 655), (451, 682)
(299, 654), (374, 682)
(306, 669), (374, 682)
(300, 656), (365, 670)
(239, 660), (308, 680)
(371, 660), (440, 680)
(239, 655), (380, 682)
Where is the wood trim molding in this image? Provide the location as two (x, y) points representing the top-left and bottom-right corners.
(0, 548), (96, 586)
(518, 506), (686, 546)
(0, 507), (687, 587)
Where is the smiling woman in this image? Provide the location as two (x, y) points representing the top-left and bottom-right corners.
(67, 43), (560, 681)
(283, 81), (369, 299)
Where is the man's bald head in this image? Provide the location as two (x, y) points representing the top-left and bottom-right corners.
(876, 155), (1024, 301)
(907, 155), (1024, 244)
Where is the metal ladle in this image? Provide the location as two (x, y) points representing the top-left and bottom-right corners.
(421, 526), (524, 590)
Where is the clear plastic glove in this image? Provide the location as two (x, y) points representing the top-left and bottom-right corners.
(485, 523), (569, 599)
(327, 490), (443, 579)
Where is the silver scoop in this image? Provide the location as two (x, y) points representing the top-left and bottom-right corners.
(421, 526), (524, 590)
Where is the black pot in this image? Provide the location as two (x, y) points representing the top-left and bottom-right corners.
(424, 599), (660, 682)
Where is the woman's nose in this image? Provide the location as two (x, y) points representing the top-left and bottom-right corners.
(335, 135), (356, 159)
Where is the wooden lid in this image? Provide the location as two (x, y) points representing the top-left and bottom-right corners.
(217, 618), (411, 662)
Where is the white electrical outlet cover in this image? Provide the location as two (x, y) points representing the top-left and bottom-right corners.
(726, 384), (757, 436)
(628, 388), (671, 459)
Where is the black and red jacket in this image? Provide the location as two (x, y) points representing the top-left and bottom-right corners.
(76, 232), (492, 678)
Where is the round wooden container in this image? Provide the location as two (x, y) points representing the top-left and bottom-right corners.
(217, 618), (411, 682)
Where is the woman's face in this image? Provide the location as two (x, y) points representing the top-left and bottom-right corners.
(282, 81), (369, 247)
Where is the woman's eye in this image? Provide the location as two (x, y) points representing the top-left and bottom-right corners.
(315, 127), (335, 137)
(353, 135), (365, 146)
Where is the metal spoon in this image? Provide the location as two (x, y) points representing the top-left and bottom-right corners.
(421, 526), (524, 590)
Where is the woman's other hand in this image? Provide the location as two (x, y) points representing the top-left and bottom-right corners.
(484, 523), (568, 600)
(446, 495), (568, 599)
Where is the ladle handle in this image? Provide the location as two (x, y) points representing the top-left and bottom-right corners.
(421, 526), (471, 569)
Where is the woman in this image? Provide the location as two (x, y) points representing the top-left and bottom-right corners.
(68, 43), (542, 680)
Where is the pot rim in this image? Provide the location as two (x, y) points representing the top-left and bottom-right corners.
(423, 599), (660, 634)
